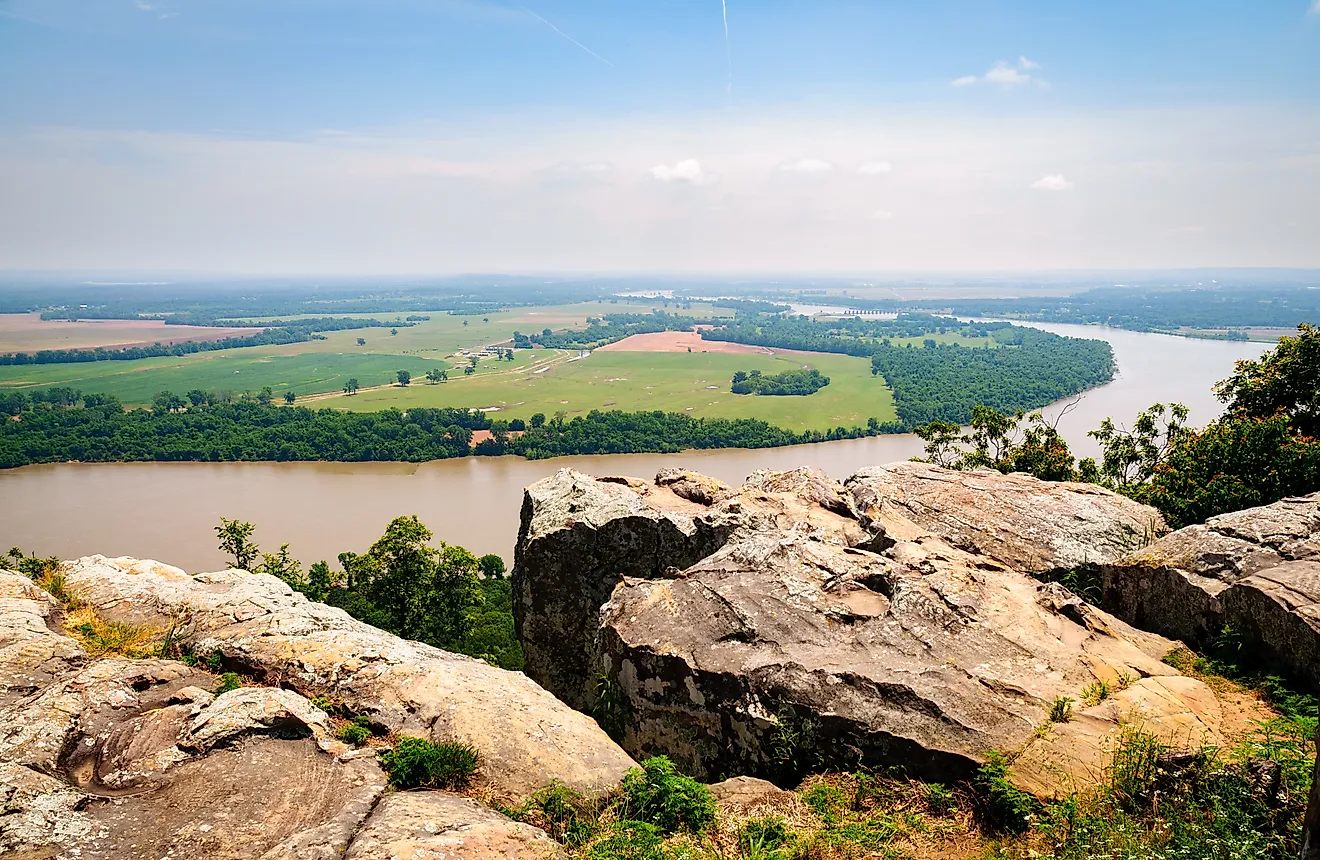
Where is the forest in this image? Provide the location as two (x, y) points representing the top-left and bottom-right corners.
(513, 312), (713, 350)
(701, 312), (1007, 355)
(0, 393), (906, 468)
(0, 317), (410, 365)
(936, 285), (1320, 332)
(730, 368), (830, 396)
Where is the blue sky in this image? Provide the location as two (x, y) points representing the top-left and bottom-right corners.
(1, 0), (1318, 273)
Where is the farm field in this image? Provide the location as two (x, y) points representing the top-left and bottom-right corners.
(0, 350), (449, 404)
(335, 347), (897, 433)
(0, 300), (736, 405)
(0, 312), (260, 352)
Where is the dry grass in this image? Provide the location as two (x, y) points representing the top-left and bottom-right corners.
(61, 605), (162, 658)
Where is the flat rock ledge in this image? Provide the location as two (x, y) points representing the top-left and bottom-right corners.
(1101, 492), (1320, 685)
(514, 465), (1220, 796)
(0, 567), (567, 859)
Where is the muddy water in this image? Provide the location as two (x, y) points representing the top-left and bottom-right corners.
(0, 324), (1269, 571)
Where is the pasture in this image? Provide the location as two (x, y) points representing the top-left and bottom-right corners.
(0, 313), (260, 352)
(336, 348), (897, 433)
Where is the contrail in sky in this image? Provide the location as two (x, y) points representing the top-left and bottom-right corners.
(720, 0), (732, 98)
(522, 6), (615, 68)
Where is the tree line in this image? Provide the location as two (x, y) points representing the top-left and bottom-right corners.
(0, 317), (412, 366)
(914, 323), (1320, 528)
(512, 311), (714, 350)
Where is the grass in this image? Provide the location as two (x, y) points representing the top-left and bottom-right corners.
(338, 349), (897, 433)
(379, 736), (481, 790)
(0, 312), (260, 352)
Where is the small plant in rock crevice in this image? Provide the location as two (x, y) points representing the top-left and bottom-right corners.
(1048, 696), (1074, 723)
(378, 736), (480, 790)
(213, 672), (243, 695)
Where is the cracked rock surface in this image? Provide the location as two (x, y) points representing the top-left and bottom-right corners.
(515, 465), (1222, 795)
(1102, 492), (1320, 683)
(0, 565), (570, 859)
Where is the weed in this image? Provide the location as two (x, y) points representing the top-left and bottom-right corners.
(593, 672), (626, 742)
(338, 723), (371, 747)
(974, 752), (1036, 834)
(739, 816), (792, 854)
(924, 782), (957, 816)
(524, 780), (600, 847)
(585, 821), (665, 860)
(801, 782), (847, 824)
(378, 736), (480, 790)
(1081, 680), (1112, 705)
(618, 756), (716, 834)
(1114, 670), (1136, 691)
(213, 672), (243, 695)
(1048, 696), (1074, 723)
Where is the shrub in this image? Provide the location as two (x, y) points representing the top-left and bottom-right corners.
(378, 736), (480, 790)
(1081, 680), (1112, 705)
(617, 756), (716, 834)
(975, 752), (1036, 833)
(1048, 696), (1074, 723)
(213, 672), (243, 695)
(338, 723), (371, 747)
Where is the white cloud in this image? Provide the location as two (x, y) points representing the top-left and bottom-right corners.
(857, 161), (892, 175)
(649, 158), (717, 184)
(869, 209), (894, 220)
(1313, 0), (1320, 14)
(779, 158), (833, 173)
(954, 56), (1039, 87)
(1031, 173), (1075, 191)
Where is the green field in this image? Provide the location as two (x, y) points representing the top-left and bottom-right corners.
(338, 349), (896, 432)
(0, 300), (899, 429)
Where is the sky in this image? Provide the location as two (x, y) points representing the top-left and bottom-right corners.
(1, 0), (1318, 274)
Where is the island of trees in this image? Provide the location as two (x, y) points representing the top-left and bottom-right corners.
(731, 368), (830, 396)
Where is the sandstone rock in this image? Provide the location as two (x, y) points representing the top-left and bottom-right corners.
(187, 686), (332, 752)
(344, 791), (563, 860)
(517, 465), (1225, 796)
(846, 462), (1165, 575)
(0, 569), (85, 707)
(513, 468), (885, 712)
(708, 775), (796, 811)
(0, 760), (92, 854)
(63, 554), (635, 799)
(1102, 493), (1320, 682)
(656, 467), (731, 505)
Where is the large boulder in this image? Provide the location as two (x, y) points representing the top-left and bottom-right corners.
(515, 465), (1226, 796)
(62, 555), (636, 800)
(1102, 493), (1320, 683)
(512, 467), (884, 712)
(0, 561), (570, 860)
(846, 462), (1166, 575)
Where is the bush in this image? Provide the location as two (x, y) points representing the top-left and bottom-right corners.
(617, 756), (716, 834)
(975, 752), (1036, 833)
(378, 736), (480, 790)
(213, 672), (242, 695)
(338, 722), (371, 747)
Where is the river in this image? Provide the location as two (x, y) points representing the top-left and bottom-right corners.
(0, 323), (1270, 571)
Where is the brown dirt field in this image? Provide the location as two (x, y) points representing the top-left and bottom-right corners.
(597, 330), (776, 355)
(0, 312), (262, 353)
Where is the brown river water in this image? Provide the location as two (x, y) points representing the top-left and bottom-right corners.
(0, 323), (1270, 570)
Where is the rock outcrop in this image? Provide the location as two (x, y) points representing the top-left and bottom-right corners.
(63, 554), (635, 800)
(0, 561), (602, 858)
(846, 462), (1165, 575)
(1101, 492), (1320, 684)
(515, 465), (1225, 795)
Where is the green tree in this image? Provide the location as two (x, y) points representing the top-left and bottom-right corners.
(477, 554), (506, 578)
(186, 389), (208, 407)
(530, 412), (546, 428)
(344, 378), (360, 395)
(283, 391), (296, 404)
(397, 370), (411, 386)
(425, 368), (442, 384)
(1216, 322), (1320, 435)
(153, 391), (184, 415)
(255, 543), (304, 590)
(468, 356), (478, 368)
(305, 560), (333, 602)
(215, 517), (259, 571)
(390, 328), (398, 336)
(257, 386), (274, 406)
(1089, 402), (1191, 492)
(357, 337), (366, 346)
(464, 365), (475, 376)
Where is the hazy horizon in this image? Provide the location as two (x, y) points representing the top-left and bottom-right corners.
(3, 2), (1318, 274)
